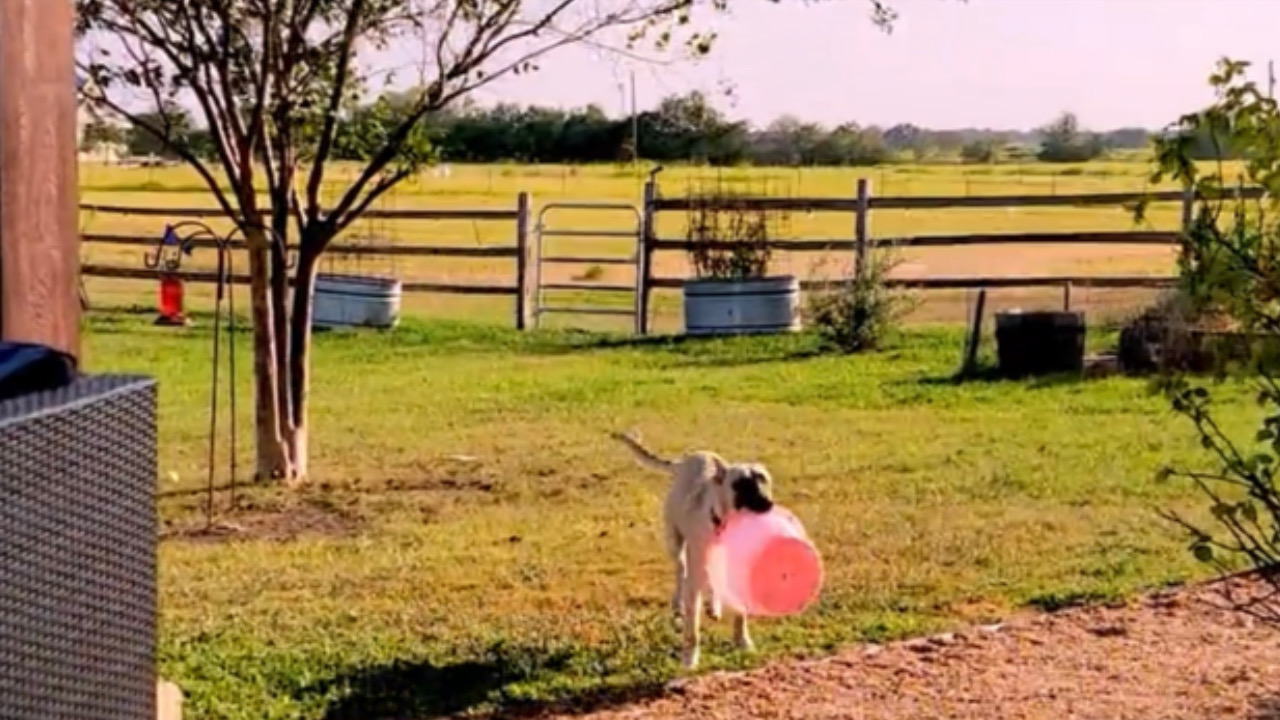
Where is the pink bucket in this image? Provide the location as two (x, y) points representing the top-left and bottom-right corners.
(706, 505), (823, 617)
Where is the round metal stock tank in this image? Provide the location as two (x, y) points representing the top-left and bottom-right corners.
(312, 274), (402, 330)
(682, 276), (802, 337)
(994, 310), (1086, 378)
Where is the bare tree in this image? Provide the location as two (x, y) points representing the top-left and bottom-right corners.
(75, 0), (903, 484)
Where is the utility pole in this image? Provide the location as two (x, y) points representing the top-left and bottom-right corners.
(0, 0), (81, 360)
(630, 69), (639, 168)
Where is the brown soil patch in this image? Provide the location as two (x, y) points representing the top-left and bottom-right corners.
(160, 495), (363, 543)
(547, 577), (1280, 720)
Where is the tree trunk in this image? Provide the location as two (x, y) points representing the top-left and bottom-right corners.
(285, 245), (321, 484)
(244, 224), (293, 481)
(269, 210), (293, 454)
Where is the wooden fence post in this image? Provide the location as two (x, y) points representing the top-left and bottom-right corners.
(1179, 186), (1195, 232)
(0, 0), (80, 360)
(961, 288), (987, 377)
(1178, 185), (1195, 268)
(637, 180), (657, 335)
(514, 191), (532, 330)
(854, 178), (870, 282)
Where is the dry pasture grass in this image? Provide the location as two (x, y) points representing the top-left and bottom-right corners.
(78, 160), (1206, 329)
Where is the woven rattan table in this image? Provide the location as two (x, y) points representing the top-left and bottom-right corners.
(0, 375), (158, 720)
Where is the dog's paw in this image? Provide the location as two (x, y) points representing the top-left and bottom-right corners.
(706, 599), (723, 621)
(735, 636), (756, 653)
(680, 647), (700, 670)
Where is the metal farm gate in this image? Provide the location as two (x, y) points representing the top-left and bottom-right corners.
(532, 203), (645, 333)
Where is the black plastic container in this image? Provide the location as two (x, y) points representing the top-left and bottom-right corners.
(995, 311), (1086, 378)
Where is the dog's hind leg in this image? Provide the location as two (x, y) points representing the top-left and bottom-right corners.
(733, 612), (754, 652)
(706, 586), (723, 620)
(679, 543), (710, 670)
(665, 526), (685, 617)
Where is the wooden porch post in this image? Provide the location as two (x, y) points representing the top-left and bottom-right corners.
(0, 0), (81, 361)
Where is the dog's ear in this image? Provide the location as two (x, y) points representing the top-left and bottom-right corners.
(710, 455), (728, 485)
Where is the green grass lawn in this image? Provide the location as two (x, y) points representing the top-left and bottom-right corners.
(83, 308), (1258, 720)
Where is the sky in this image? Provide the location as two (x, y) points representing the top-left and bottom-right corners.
(415, 0), (1280, 131)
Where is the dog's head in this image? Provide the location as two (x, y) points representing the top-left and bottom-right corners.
(716, 461), (774, 515)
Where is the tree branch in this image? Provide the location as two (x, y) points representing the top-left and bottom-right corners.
(332, 166), (415, 237)
(83, 91), (239, 220)
(304, 0), (368, 225)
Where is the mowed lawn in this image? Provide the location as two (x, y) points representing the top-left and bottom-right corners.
(82, 307), (1259, 720)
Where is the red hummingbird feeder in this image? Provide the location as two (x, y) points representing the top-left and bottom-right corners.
(150, 224), (191, 326)
(156, 274), (188, 326)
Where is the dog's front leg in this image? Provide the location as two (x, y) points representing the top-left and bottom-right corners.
(680, 544), (710, 670)
(671, 551), (686, 619)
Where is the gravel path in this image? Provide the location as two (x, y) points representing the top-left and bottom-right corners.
(549, 577), (1280, 720)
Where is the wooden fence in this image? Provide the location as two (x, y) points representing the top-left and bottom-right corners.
(78, 181), (1268, 333)
(80, 193), (537, 326)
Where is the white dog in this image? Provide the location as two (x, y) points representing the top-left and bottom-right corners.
(611, 431), (775, 669)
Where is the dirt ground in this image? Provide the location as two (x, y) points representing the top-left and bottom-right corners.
(546, 576), (1280, 720)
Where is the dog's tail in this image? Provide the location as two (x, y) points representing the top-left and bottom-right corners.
(610, 431), (675, 473)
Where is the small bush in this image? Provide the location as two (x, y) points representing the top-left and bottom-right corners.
(576, 265), (605, 282)
(959, 139), (997, 164)
(1037, 112), (1106, 163)
(807, 249), (915, 352)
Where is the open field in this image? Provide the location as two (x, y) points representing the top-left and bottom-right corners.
(83, 304), (1266, 720)
(77, 160), (1229, 329)
(77, 159), (1268, 718)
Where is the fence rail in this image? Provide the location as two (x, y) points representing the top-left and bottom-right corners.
(78, 181), (1262, 332)
(645, 275), (1178, 291)
(83, 232), (519, 258)
(80, 264), (517, 295)
(649, 186), (1266, 212)
(80, 203), (520, 221)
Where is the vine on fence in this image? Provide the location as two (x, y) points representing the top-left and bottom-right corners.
(682, 178), (790, 281)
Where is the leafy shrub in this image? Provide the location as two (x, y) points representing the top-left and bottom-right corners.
(1117, 290), (1239, 374)
(806, 249), (915, 352)
(1146, 58), (1280, 624)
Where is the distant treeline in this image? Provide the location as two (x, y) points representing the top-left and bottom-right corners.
(85, 89), (1231, 167)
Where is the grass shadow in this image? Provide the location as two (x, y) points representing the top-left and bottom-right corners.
(505, 328), (834, 368)
(915, 365), (1092, 391)
(84, 306), (251, 336)
(307, 643), (669, 720)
